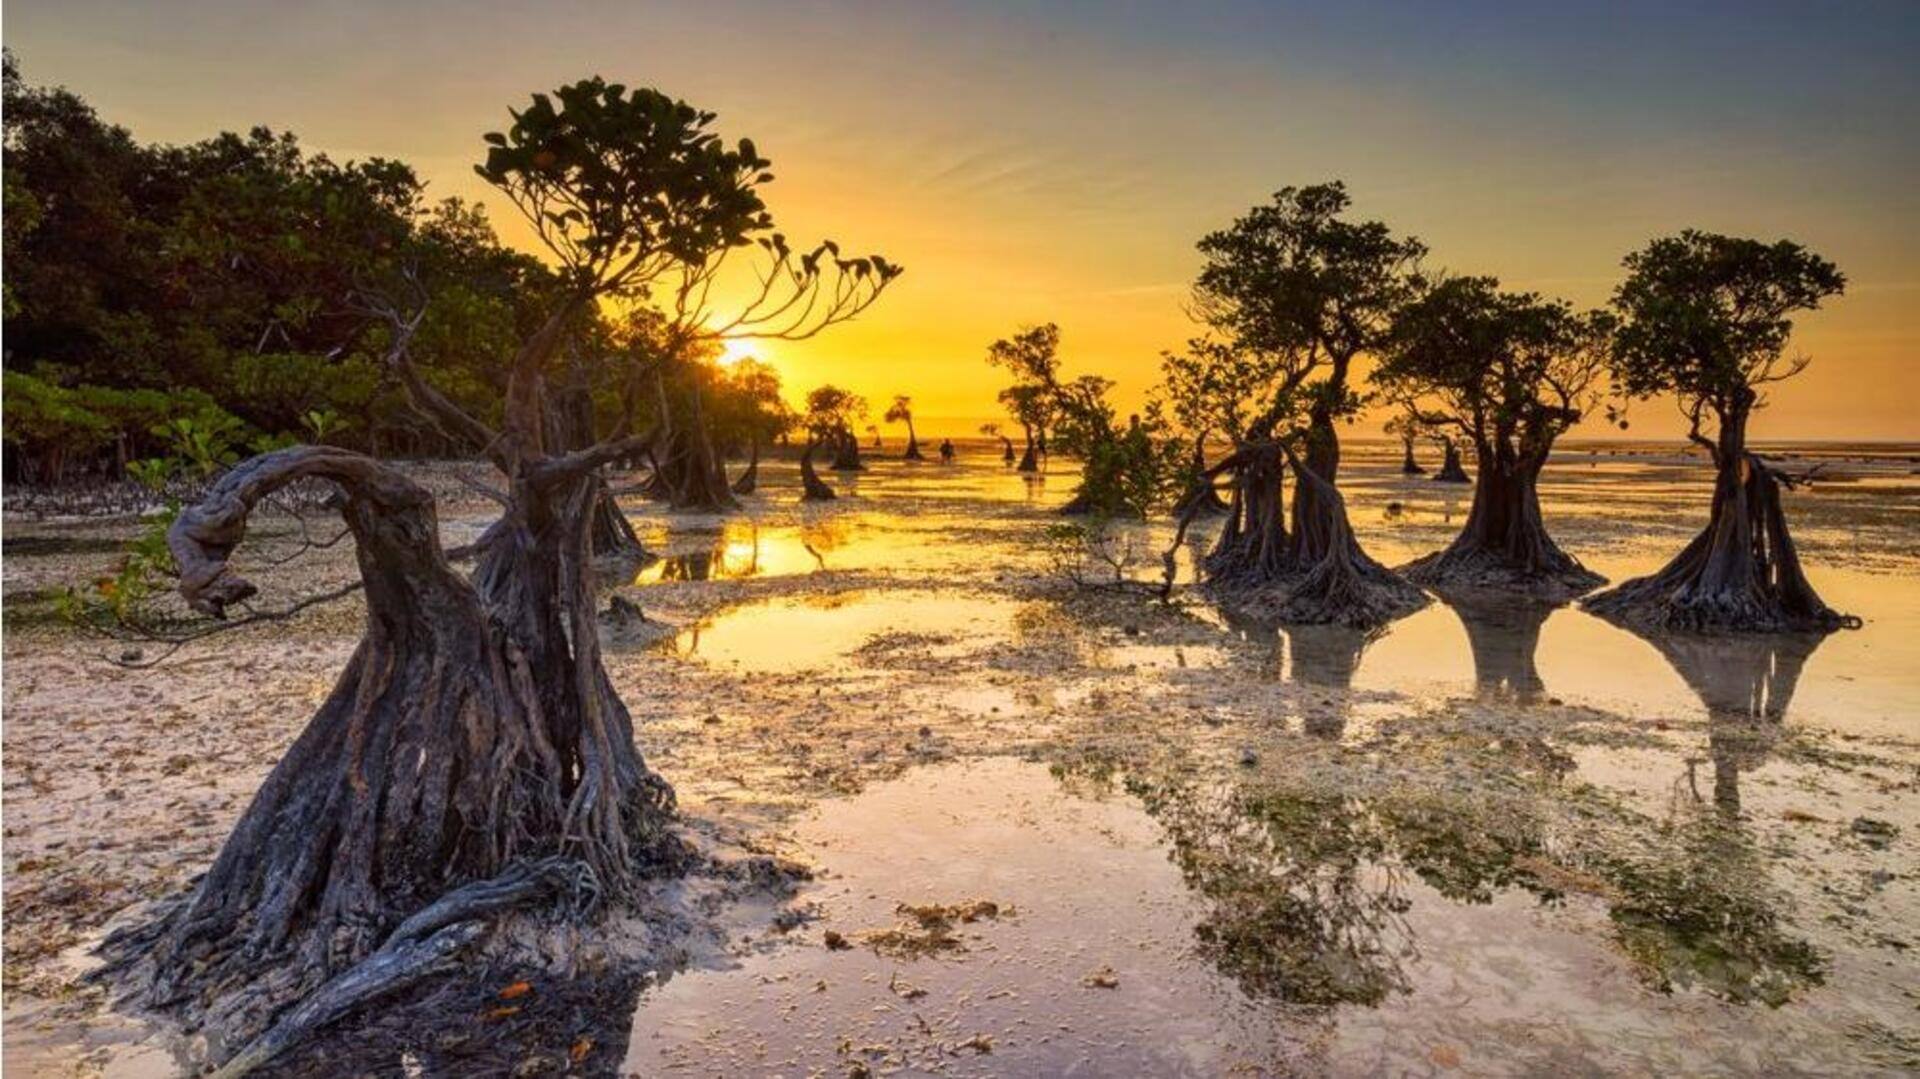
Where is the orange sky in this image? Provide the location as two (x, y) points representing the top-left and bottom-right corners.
(10, 2), (1917, 440)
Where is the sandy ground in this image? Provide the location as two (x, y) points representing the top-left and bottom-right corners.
(3, 445), (1918, 1075)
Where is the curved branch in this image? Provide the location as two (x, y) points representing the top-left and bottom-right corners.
(168, 447), (439, 618)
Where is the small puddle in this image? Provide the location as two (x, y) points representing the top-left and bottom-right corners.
(668, 591), (1023, 675)
(624, 757), (1305, 1076)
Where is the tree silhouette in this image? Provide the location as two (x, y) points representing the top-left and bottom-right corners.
(1584, 232), (1853, 633)
(884, 394), (924, 460)
(800, 384), (867, 498)
(1376, 275), (1612, 599)
(1383, 410), (1425, 475)
(980, 421), (1015, 464)
(98, 77), (897, 1069)
(1164, 184), (1427, 626)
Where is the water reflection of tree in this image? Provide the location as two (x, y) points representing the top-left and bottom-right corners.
(1432, 589), (1555, 703)
(1575, 627), (1827, 1001)
(1223, 609), (1388, 740)
(646, 520), (765, 582)
(1640, 630), (1824, 816)
(1133, 779), (1417, 1007)
(1281, 624), (1379, 739)
(798, 512), (848, 570)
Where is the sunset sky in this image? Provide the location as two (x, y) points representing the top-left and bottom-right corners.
(9, 1), (1917, 440)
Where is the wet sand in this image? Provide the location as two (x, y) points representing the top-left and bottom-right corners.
(3, 443), (1917, 1076)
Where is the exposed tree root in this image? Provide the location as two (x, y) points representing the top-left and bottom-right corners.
(1404, 546), (1603, 604)
(209, 858), (593, 1078)
(92, 447), (682, 1072)
(1234, 541), (1427, 628)
(1584, 452), (1858, 634)
(588, 474), (654, 563)
(1202, 445), (1425, 628)
(648, 426), (739, 512)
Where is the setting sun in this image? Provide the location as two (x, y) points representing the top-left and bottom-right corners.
(716, 339), (762, 368)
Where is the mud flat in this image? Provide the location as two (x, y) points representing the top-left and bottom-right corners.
(4, 447), (1916, 1075)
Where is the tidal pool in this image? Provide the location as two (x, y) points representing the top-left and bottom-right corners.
(624, 756), (1911, 1077)
(667, 590), (1025, 674)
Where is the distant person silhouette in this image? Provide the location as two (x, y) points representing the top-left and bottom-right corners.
(939, 439), (955, 463)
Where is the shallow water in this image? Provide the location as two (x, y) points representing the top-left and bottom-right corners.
(668, 590), (1024, 674)
(3, 440), (1915, 1077)
(625, 758), (1305, 1077)
(625, 756), (1913, 1077)
(638, 442), (1920, 742)
(603, 442), (1920, 1075)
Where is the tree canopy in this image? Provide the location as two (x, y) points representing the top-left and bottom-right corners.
(1608, 230), (1843, 449)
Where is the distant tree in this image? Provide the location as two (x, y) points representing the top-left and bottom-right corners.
(802, 384), (868, 471)
(979, 421), (1015, 464)
(800, 384), (866, 497)
(987, 323), (1173, 516)
(1382, 410), (1425, 475)
(1158, 338), (1265, 517)
(1431, 434), (1471, 483)
(1584, 231), (1854, 633)
(1375, 275), (1613, 599)
(987, 325), (1060, 473)
(710, 358), (792, 495)
(1171, 183), (1427, 625)
(884, 394), (925, 460)
(997, 383), (1052, 472)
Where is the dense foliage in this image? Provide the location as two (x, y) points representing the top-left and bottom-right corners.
(1, 51), (564, 482)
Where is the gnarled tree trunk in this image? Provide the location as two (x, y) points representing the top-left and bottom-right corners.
(1202, 444), (1291, 587)
(999, 436), (1016, 465)
(552, 376), (653, 563)
(1404, 439), (1602, 600)
(731, 436), (761, 495)
(1584, 401), (1856, 634)
(587, 475), (651, 562)
(1399, 437), (1424, 476)
(1016, 423), (1039, 472)
(648, 422), (738, 513)
(800, 439), (837, 501)
(1260, 441), (1426, 627)
(902, 419), (924, 461)
(1432, 439), (1470, 484)
(98, 446), (677, 1067)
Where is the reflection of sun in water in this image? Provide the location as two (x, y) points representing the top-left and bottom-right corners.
(717, 339), (760, 367)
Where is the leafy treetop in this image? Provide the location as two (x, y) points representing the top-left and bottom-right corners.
(1608, 230), (1843, 436)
